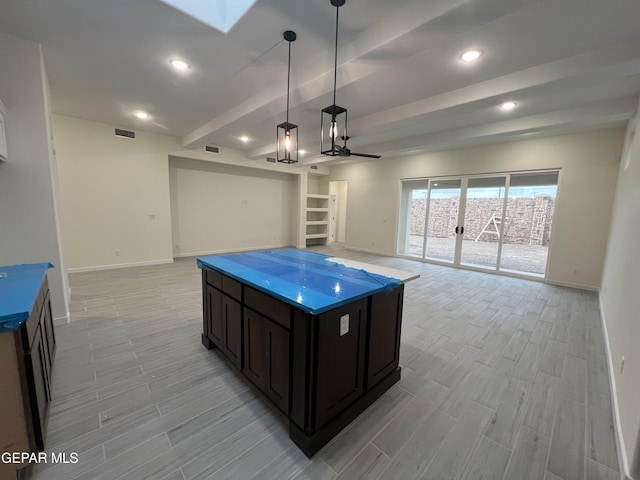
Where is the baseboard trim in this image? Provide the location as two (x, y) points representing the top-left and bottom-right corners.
(343, 245), (395, 257)
(67, 258), (174, 273)
(599, 290), (634, 480)
(53, 314), (70, 326)
(174, 244), (294, 258)
(545, 278), (599, 291)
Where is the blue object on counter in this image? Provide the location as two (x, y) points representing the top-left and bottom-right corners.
(197, 249), (402, 315)
(0, 263), (53, 333)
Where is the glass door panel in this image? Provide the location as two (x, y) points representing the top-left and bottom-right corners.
(460, 176), (507, 269)
(425, 179), (461, 263)
(500, 172), (559, 276)
(397, 180), (428, 257)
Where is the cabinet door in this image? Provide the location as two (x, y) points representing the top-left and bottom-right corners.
(42, 290), (56, 365)
(367, 286), (403, 389)
(25, 325), (51, 450)
(206, 285), (224, 348)
(222, 295), (242, 369)
(264, 319), (290, 413)
(314, 299), (367, 430)
(243, 308), (266, 389)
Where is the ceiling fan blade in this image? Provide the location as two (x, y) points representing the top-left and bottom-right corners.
(350, 152), (382, 159)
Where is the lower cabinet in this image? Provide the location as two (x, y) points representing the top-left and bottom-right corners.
(221, 295), (242, 369)
(0, 274), (56, 479)
(25, 323), (52, 450)
(243, 307), (290, 413)
(203, 279), (242, 370)
(201, 268), (404, 457)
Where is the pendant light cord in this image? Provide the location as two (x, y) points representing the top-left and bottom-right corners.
(286, 39), (291, 125)
(333, 4), (339, 107)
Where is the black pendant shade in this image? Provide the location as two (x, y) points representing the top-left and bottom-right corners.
(277, 30), (298, 163)
(321, 0), (348, 156)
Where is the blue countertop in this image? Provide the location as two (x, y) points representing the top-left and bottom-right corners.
(0, 263), (53, 333)
(197, 249), (402, 315)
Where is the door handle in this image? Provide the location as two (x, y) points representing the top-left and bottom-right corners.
(455, 226), (459, 234)
(461, 226), (465, 235)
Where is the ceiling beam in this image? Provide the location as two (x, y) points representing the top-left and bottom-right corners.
(181, 0), (476, 148)
(246, 39), (640, 159)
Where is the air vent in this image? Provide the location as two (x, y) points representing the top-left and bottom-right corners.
(115, 128), (135, 139)
(266, 157), (276, 163)
(205, 145), (219, 153)
(310, 165), (318, 170)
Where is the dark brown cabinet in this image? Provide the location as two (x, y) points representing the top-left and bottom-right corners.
(243, 307), (290, 413)
(367, 287), (403, 389)
(313, 300), (367, 430)
(202, 271), (243, 369)
(221, 295), (242, 369)
(0, 272), (56, 479)
(201, 268), (404, 458)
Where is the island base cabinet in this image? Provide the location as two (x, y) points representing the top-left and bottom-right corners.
(243, 307), (290, 413)
(221, 296), (242, 369)
(201, 268), (405, 458)
(202, 273), (243, 370)
(367, 286), (404, 389)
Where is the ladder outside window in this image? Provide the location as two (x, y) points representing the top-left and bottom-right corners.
(475, 213), (505, 241)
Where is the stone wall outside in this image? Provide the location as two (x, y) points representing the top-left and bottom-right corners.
(410, 196), (555, 246)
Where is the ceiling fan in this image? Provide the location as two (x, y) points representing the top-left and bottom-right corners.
(320, 0), (382, 160)
(336, 136), (381, 159)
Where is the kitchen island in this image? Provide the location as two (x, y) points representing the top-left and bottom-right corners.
(197, 249), (417, 456)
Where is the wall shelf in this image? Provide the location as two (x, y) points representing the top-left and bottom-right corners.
(305, 193), (330, 246)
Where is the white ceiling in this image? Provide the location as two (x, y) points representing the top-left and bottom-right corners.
(1, 0), (639, 164)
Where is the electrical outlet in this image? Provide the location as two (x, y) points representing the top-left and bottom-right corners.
(148, 213), (156, 220)
(573, 268), (580, 275)
(620, 356), (625, 375)
(340, 314), (349, 336)
(115, 249), (121, 256)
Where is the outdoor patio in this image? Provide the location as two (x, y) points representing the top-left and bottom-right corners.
(405, 235), (549, 275)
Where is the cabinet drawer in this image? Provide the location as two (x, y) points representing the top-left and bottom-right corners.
(205, 269), (222, 289)
(245, 287), (290, 329)
(222, 276), (242, 301)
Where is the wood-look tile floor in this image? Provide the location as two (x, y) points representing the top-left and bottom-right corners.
(32, 245), (620, 480)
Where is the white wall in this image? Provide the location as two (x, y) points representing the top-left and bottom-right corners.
(53, 115), (178, 271)
(0, 32), (69, 320)
(329, 128), (623, 289)
(169, 157), (296, 256)
(600, 102), (640, 479)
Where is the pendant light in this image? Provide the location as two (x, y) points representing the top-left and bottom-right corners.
(277, 30), (298, 163)
(321, 0), (347, 156)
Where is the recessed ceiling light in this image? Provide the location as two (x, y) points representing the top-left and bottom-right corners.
(134, 111), (149, 120)
(170, 59), (189, 70)
(499, 101), (517, 111)
(240, 135), (249, 143)
(299, 149), (306, 155)
(460, 49), (483, 62)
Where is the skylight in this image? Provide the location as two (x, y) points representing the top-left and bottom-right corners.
(159, 0), (258, 34)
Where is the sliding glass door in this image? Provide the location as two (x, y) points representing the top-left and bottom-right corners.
(499, 172), (559, 276)
(459, 176), (507, 270)
(397, 171), (559, 278)
(424, 179), (462, 264)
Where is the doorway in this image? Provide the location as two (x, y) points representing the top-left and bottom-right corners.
(329, 180), (348, 243)
(397, 171), (559, 278)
